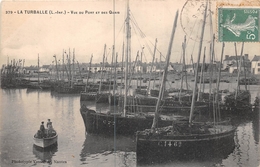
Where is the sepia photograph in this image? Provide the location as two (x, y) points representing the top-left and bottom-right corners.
(0, 0), (259, 166)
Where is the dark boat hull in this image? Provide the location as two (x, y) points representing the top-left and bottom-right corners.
(136, 125), (236, 164)
(53, 86), (83, 94)
(224, 90), (252, 115)
(80, 107), (175, 136)
(96, 93), (111, 103)
(80, 92), (97, 101)
(135, 88), (148, 96)
(108, 94), (121, 105)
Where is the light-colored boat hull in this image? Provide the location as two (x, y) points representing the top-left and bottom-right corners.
(33, 133), (58, 148)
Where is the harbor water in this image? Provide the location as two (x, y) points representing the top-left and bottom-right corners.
(0, 82), (259, 167)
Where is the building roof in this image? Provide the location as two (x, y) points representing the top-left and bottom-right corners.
(252, 55), (260, 61)
(224, 55), (250, 61)
(42, 65), (50, 68)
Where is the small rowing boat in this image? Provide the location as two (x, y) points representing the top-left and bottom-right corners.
(33, 130), (58, 148)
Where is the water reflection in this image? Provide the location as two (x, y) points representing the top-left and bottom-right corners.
(32, 144), (58, 164)
(50, 91), (80, 98)
(80, 134), (135, 165)
(26, 88), (42, 94)
(1, 85), (259, 167)
(231, 118), (260, 167)
(252, 111), (259, 144)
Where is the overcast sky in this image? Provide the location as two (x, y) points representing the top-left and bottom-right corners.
(1, 0), (259, 67)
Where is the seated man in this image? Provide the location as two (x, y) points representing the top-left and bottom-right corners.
(35, 130), (43, 138)
(47, 122), (54, 137)
(39, 121), (46, 138)
(47, 119), (51, 128)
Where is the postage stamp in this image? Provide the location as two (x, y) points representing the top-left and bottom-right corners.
(218, 7), (260, 42)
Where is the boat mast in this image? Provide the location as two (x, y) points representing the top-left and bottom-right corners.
(38, 54), (39, 84)
(197, 47), (206, 101)
(189, 1), (208, 124)
(139, 47), (144, 87)
(209, 34), (215, 103)
(202, 47), (206, 93)
(114, 53), (118, 95)
(208, 0), (214, 102)
(214, 42), (225, 124)
(120, 42), (124, 95)
(109, 45), (115, 94)
(179, 36), (187, 101)
(190, 54), (195, 76)
(235, 42), (244, 99)
(128, 51), (139, 91)
(151, 10), (179, 130)
(183, 36), (188, 90)
(242, 56), (248, 90)
(147, 38), (157, 94)
(72, 48), (75, 82)
(123, 0), (130, 117)
(64, 53), (70, 81)
(152, 58), (158, 89)
(85, 54), (93, 92)
(99, 44), (106, 94)
(77, 61), (82, 79)
(63, 49), (65, 80)
(53, 55), (59, 81)
(68, 48), (72, 87)
(234, 43), (239, 91)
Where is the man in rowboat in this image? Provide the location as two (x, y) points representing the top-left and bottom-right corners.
(47, 119), (51, 128)
(37, 121), (45, 138)
(47, 119), (54, 137)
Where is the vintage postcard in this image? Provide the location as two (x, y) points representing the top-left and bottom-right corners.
(0, 0), (259, 167)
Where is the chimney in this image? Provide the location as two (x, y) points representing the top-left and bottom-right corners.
(244, 54), (248, 60)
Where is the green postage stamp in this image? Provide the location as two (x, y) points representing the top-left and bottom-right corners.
(218, 7), (260, 42)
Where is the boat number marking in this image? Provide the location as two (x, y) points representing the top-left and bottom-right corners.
(158, 141), (182, 147)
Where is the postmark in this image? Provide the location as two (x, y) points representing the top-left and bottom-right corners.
(218, 7), (260, 42)
(180, 0), (213, 43)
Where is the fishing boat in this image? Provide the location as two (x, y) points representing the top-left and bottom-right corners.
(53, 82), (84, 94)
(80, 55), (99, 101)
(223, 89), (252, 115)
(136, 4), (236, 164)
(80, 105), (187, 135)
(239, 77), (260, 85)
(80, 1), (192, 136)
(222, 42), (252, 115)
(136, 123), (236, 163)
(0, 58), (29, 89)
(33, 130), (58, 148)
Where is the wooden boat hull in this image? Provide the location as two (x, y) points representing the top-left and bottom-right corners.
(135, 88), (148, 96)
(224, 90), (252, 115)
(136, 125), (236, 164)
(80, 92), (97, 101)
(53, 86), (83, 94)
(96, 93), (111, 103)
(108, 94), (121, 105)
(134, 96), (209, 114)
(80, 107), (176, 136)
(33, 133), (58, 148)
